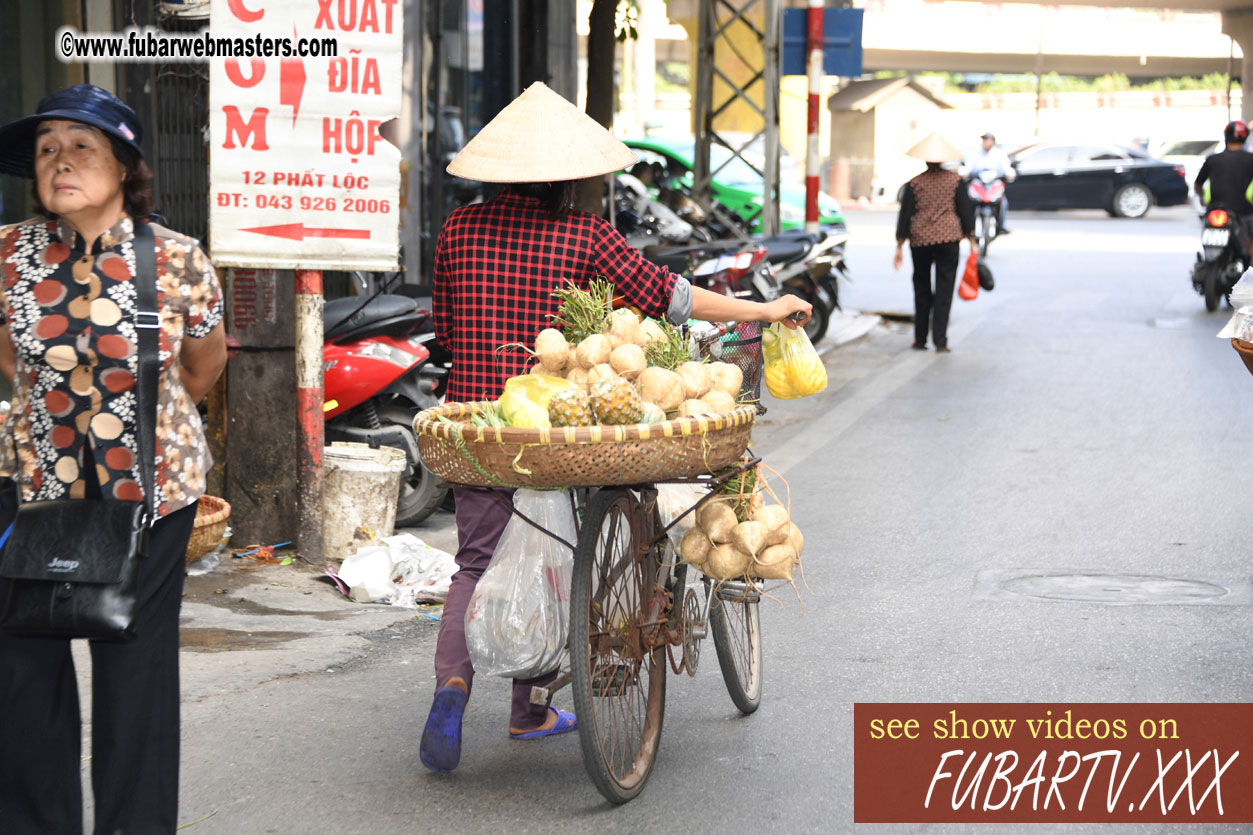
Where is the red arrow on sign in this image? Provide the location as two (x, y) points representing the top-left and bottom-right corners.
(240, 223), (372, 241)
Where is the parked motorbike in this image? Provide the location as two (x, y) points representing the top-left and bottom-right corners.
(642, 240), (778, 305)
(968, 170), (1006, 257)
(322, 294), (447, 526)
(754, 228), (849, 344)
(612, 173), (703, 249)
(1192, 205), (1248, 312)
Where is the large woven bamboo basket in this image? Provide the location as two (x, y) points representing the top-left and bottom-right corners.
(185, 494), (231, 563)
(1234, 339), (1253, 377)
(413, 402), (756, 489)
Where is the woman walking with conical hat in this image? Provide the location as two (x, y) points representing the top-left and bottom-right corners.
(420, 82), (811, 772)
(893, 132), (975, 352)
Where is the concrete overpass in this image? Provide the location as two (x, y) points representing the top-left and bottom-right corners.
(864, 0), (1253, 122)
(861, 1), (1238, 79)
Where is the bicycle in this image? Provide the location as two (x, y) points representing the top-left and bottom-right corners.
(414, 323), (768, 804)
(561, 464), (763, 803)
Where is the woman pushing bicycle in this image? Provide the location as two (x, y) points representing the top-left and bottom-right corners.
(421, 81), (810, 772)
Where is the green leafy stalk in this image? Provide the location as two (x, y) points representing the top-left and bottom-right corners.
(551, 278), (613, 343)
(471, 404), (508, 428)
(643, 318), (692, 370)
(720, 466), (758, 522)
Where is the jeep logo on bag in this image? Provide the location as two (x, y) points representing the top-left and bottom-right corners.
(47, 558), (80, 573)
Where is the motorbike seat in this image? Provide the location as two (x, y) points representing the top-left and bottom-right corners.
(756, 238), (810, 266)
(643, 239), (749, 273)
(324, 295), (424, 343)
(767, 228), (827, 245)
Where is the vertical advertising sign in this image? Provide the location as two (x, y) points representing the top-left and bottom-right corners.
(208, 0), (402, 270)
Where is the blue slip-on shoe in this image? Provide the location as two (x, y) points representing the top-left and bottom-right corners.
(420, 684), (469, 771)
(509, 707), (577, 740)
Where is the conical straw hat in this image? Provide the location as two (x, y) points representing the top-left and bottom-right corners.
(446, 82), (637, 182)
(906, 132), (962, 163)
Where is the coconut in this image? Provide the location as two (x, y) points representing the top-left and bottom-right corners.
(679, 528), (713, 567)
(708, 362), (744, 398)
(753, 504), (790, 543)
(731, 520), (768, 557)
(705, 543), (752, 580)
(676, 361), (712, 400)
(784, 522), (803, 557)
(697, 500), (738, 544)
(609, 343), (646, 380)
(576, 334), (612, 369)
(606, 308), (641, 347)
(638, 318), (668, 346)
(678, 399), (713, 418)
(535, 328), (568, 372)
(637, 366), (684, 411)
(753, 543), (797, 580)
(703, 389), (737, 414)
(587, 363), (618, 387)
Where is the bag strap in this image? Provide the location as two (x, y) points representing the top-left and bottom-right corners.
(131, 219), (160, 524)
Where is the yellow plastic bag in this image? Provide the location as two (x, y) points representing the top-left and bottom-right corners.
(496, 373), (576, 428)
(762, 323), (827, 399)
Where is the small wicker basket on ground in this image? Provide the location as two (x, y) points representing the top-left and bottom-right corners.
(185, 494), (231, 563)
(1234, 339), (1253, 378)
(413, 402), (756, 489)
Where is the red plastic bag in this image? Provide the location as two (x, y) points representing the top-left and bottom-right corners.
(958, 250), (979, 301)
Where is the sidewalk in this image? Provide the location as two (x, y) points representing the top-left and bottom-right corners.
(171, 516), (458, 703)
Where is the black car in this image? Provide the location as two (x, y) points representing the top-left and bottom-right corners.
(1006, 143), (1189, 218)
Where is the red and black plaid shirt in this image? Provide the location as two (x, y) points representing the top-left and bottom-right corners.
(433, 190), (677, 402)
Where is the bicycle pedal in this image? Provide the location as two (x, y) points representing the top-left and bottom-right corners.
(591, 663), (631, 697)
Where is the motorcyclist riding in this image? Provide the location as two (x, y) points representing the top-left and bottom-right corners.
(962, 131), (1015, 234)
(1193, 120), (1253, 246)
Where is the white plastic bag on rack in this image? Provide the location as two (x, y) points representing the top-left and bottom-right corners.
(465, 489), (577, 679)
(656, 483), (708, 552)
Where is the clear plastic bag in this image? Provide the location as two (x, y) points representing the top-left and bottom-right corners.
(1235, 306), (1253, 344)
(762, 322), (828, 400)
(656, 482), (707, 553)
(464, 489), (576, 679)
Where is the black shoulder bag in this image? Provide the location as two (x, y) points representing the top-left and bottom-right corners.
(0, 220), (160, 640)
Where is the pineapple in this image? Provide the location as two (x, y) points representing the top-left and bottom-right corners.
(590, 379), (644, 425)
(548, 388), (593, 427)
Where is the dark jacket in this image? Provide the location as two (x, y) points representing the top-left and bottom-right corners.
(1194, 149), (1253, 214)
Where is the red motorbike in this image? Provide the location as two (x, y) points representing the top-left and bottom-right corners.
(968, 170), (1007, 256)
(322, 295), (447, 526)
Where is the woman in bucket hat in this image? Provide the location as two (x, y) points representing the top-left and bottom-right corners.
(0, 84), (226, 833)
(421, 81), (811, 772)
(893, 132), (975, 352)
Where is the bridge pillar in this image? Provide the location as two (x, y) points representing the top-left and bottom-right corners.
(1222, 10), (1253, 122)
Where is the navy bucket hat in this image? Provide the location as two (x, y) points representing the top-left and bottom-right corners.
(0, 84), (143, 178)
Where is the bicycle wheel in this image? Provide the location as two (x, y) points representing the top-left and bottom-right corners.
(708, 581), (762, 714)
(570, 489), (668, 804)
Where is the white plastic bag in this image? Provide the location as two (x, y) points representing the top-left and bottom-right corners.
(656, 483), (707, 553)
(465, 490), (576, 679)
(335, 533), (456, 607)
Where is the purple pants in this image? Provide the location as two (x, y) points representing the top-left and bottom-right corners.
(434, 487), (555, 729)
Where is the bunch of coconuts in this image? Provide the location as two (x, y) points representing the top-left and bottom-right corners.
(530, 313), (745, 419)
(679, 499), (803, 581)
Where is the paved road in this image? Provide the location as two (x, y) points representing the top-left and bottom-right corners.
(163, 205), (1252, 834)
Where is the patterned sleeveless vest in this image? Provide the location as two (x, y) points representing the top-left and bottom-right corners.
(907, 169), (963, 246)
